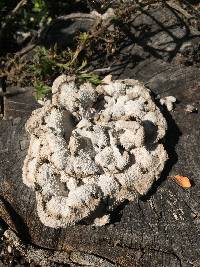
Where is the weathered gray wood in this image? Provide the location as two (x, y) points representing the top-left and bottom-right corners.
(40, 13), (98, 49)
(0, 2), (200, 266)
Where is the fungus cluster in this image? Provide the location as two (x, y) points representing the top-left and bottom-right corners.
(22, 75), (168, 228)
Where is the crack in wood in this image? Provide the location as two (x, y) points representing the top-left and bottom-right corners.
(0, 76), (6, 116)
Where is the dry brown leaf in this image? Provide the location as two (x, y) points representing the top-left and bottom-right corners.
(170, 175), (191, 188)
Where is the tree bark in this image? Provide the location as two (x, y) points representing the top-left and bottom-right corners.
(0, 2), (200, 267)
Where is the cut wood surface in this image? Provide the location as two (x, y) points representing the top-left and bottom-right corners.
(0, 2), (200, 267)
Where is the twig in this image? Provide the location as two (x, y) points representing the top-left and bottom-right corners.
(16, 43), (37, 57)
(92, 67), (111, 73)
(10, 0), (27, 15)
(69, 16), (113, 66)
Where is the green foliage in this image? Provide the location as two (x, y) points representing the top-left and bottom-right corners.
(20, 0), (50, 31)
(32, 0), (46, 12)
(30, 46), (73, 75)
(28, 44), (102, 98)
(28, 45), (101, 99)
(31, 0), (51, 28)
(0, 10), (104, 99)
(77, 59), (88, 71)
(34, 81), (51, 99)
(78, 32), (90, 43)
(0, 0), (51, 40)
(30, 47), (57, 78)
(78, 72), (102, 86)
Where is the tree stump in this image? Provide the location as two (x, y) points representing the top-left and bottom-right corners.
(0, 2), (200, 266)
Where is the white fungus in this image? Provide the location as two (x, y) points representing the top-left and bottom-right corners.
(160, 96), (176, 111)
(22, 75), (168, 228)
(185, 104), (197, 113)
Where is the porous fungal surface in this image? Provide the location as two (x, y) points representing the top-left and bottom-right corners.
(22, 75), (168, 228)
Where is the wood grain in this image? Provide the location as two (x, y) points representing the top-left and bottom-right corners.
(0, 3), (200, 266)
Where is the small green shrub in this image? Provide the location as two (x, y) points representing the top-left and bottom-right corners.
(34, 81), (51, 99)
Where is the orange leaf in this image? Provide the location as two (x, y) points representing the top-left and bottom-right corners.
(171, 175), (191, 188)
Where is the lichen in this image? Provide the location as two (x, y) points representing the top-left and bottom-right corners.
(22, 75), (168, 228)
